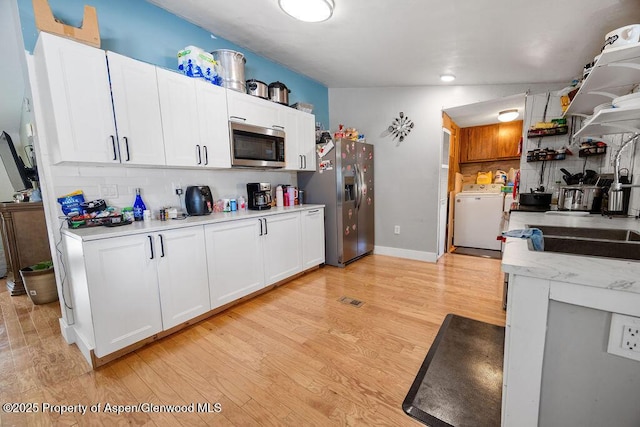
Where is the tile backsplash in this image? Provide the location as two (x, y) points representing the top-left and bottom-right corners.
(50, 164), (297, 217)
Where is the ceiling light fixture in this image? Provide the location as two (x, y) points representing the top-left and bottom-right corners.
(279, 0), (334, 22)
(440, 74), (455, 82)
(498, 109), (519, 122)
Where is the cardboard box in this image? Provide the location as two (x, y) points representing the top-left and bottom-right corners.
(32, 0), (100, 48)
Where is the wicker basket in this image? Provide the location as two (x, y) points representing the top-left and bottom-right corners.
(19, 266), (58, 305)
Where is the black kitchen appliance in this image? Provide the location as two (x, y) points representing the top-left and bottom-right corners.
(247, 182), (272, 210)
(519, 187), (552, 208)
(185, 185), (213, 216)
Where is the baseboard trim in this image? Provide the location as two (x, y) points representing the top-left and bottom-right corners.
(374, 246), (436, 263)
(58, 317), (75, 344)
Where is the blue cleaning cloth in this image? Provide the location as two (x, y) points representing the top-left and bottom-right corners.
(502, 228), (544, 251)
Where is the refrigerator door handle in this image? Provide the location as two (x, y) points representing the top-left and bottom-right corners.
(354, 163), (362, 209)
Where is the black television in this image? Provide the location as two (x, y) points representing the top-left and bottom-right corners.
(0, 131), (36, 192)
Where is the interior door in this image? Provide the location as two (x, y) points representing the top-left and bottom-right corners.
(437, 128), (451, 258)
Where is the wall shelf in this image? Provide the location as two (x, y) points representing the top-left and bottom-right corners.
(565, 43), (640, 117)
(527, 126), (568, 138)
(578, 146), (607, 157)
(573, 106), (640, 139)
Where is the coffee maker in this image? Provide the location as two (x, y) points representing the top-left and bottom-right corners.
(247, 183), (272, 210)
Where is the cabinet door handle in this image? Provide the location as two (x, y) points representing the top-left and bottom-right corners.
(263, 218), (268, 235)
(308, 209), (319, 214)
(159, 234), (165, 258)
(110, 135), (118, 161)
(299, 155), (303, 169)
(273, 125), (285, 130)
(259, 218), (263, 236)
(303, 155), (307, 169)
(148, 235), (154, 259)
(196, 145), (202, 165)
(124, 136), (130, 161)
(230, 115), (246, 122)
(203, 145), (209, 165)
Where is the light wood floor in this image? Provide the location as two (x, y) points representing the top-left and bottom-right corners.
(0, 253), (506, 426)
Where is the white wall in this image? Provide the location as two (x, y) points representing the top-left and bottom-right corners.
(329, 83), (563, 259)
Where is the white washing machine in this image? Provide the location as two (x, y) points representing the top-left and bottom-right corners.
(453, 184), (504, 250)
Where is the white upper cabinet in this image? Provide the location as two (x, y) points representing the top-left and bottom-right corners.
(107, 51), (166, 165)
(226, 89), (282, 129)
(280, 106), (316, 171)
(158, 68), (231, 168)
(195, 80), (231, 168)
(34, 32), (118, 164)
(157, 67), (202, 167)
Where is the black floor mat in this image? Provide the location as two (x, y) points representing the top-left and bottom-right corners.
(402, 314), (505, 427)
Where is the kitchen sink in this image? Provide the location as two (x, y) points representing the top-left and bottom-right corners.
(527, 225), (640, 241)
(526, 225), (640, 261)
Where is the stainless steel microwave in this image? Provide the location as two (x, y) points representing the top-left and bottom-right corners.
(229, 121), (286, 168)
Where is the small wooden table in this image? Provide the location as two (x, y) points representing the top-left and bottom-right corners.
(0, 202), (51, 295)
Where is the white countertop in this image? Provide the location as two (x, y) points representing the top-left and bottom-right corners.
(62, 204), (324, 242)
(502, 211), (640, 294)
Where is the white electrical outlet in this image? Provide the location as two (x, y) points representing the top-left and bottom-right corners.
(394, 225), (400, 235)
(99, 184), (118, 198)
(622, 325), (640, 352)
(608, 313), (640, 362)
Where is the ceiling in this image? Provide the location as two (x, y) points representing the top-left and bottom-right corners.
(2, 0), (640, 135)
(148, 0), (640, 88)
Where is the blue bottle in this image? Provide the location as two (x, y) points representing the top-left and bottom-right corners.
(133, 188), (146, 221)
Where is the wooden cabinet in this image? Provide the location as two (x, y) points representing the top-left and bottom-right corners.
(0, 202), (52, 295)
(204, 218), (265, 309)
(34, 32), (118, 164)
(280, 106), (316, 171)
(460, 121), (522, 163)
(301, 207), (325, 268)
(107, 51), (166, 165)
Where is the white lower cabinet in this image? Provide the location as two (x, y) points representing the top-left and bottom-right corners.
(156, 227), (210, 329)
(81, 225), (209, 357)
(302, 207), (325, 268)
(204, 218), (265, 309)
(205, 211), (303, 307)
(83, 233), (163, 358)
(65, 208), (322, 364)
(262, 212), (303, 285)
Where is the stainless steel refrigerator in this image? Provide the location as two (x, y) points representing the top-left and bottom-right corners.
(298, 138), (374, 267)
